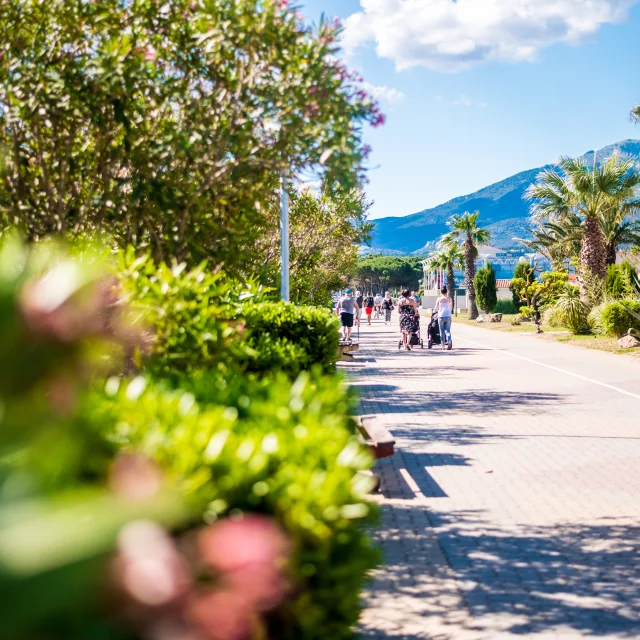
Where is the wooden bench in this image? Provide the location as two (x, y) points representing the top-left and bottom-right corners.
(355, 415), (395, 459)
(338, 340), (360, 360)
(355, 416), (395, 494)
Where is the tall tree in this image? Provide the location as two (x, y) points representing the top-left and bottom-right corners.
(254, 183), (372, 306)
(428, 242), (464, 310)
(525, 152), (640, 280)
(351, 255), (424, 293)
(0, 0), (382, 269)
(475, 262), (497, 313)
(442, 211), (490, 320)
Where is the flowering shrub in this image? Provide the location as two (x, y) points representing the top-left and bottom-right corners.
(0, 237), (379, 640)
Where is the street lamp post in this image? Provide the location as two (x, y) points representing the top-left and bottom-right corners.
(280, 172), (290, 302)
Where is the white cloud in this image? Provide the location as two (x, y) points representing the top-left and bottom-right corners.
(361, 81), (406, 104)
(342, 0), (637, 72)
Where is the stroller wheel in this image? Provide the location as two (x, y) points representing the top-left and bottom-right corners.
(420, 340), (424, 349)
(398, 341), (402, 350)
(427, 339), (432, 349)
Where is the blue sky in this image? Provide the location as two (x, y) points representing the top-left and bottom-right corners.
(300, 0), (640, 220)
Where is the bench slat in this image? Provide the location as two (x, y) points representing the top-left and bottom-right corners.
(355, 415), (395, 459)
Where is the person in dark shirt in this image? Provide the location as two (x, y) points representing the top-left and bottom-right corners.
(382, 292), (394, 325)
(364, 293), (375, 325)
(355, 291), (364, 325)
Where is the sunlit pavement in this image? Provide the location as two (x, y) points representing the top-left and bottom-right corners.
(341, 318), (640, 639)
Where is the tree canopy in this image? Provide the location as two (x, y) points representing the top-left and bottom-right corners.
(351, 255), (424, 293)
(0, 0), (381, 270)
(254, 183), (372, 306)
(525, 153), (640, 280)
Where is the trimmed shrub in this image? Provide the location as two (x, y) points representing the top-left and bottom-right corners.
(89, 371), (379, 640)
(117, 251), (260, 378)
(242, 301), (340, 377)
(598, 300), (640, 337)
(474, 262), (497, 313)
(494, 299), (517, 315)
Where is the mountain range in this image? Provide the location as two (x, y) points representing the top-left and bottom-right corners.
(369, 139), (640, 255)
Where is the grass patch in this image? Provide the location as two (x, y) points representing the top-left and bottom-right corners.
(454, 314), (539, 333)
(453, 313), (640, 358)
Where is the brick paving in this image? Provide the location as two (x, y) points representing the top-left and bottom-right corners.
(343, 320), (640, 639)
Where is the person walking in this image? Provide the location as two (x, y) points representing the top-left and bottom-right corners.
(336, 289), (359, 341)
(355, 291), (364, 326)
(382, 292), (394, 325)
(374, 292), (383, 318)
(433, 286), (453, 350)
(397, 289), (419, 351)
(364, 293), (374, 326)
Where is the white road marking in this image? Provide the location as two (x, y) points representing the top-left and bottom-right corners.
(456, 335), (640, 401)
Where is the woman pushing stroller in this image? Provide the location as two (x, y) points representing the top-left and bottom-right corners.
(433, 286), (453, 350)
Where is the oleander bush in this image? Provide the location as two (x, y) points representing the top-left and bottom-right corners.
(242, 301), (341, 377)
(87, 371), (378, 640)
(0, 237), (379, 640)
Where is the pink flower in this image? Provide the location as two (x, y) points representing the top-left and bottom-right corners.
(144, 45), (157, 62)
(188, 591), (254, 640)
(110, 453), (163, 501)
(115, 521), (190, 607)
(198, 515), (290, 610)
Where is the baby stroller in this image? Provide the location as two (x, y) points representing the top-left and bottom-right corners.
(427, 311), (452, 350)
(397, 314), (424, 349)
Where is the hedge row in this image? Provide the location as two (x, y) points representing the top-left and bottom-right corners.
(1, 240), (375, 640)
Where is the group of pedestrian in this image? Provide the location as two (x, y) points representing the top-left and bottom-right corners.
(336, 286), (454, 351)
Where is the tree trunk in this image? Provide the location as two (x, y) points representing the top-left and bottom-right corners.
(605, 241), (617, 267)
(580, 215), (607, 280)
(447, 262), (456, 311)
(465, 236), (479, 319)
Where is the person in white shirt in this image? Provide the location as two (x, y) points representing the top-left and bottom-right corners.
(433, 286), (453, 350)
(373, 293), (383, 318)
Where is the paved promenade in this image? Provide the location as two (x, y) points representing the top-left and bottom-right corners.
(345, 319), (640, 639)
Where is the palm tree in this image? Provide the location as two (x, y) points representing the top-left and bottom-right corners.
(600, 204), (640, 266)
(434, 240), (465, 310)
(515, 217), (581, 270)
(525, 152), (640, 279)
(442, 211), (490, 319)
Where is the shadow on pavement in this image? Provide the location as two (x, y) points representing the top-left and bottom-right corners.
(355, 383), (567, 416)
(379, 450), (472, 499)
(363, 503), (640, 638)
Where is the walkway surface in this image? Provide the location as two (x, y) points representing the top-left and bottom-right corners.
(344, 319), (640, 640)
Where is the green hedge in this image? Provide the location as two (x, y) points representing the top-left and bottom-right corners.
(89, 371), (378, 640)
(119, 255), (340, 380)
(494, 299), (517, 315)
(599, 300), (640, 337)
(242, 302), (340, 377)
(118, 251), (261, 378)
